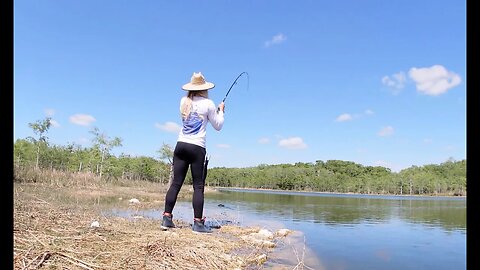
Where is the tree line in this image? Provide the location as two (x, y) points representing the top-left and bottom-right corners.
(14, 117), (173, 184)
(206, 159), (466, 196)
(14, 117), (466, 196)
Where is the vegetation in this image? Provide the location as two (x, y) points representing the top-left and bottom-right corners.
(14, 117), (467, 197)
(13, 117), (464, 270)
(206, 159), (466, 196)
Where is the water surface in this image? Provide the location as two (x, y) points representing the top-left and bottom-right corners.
(110, 188), (466, 270)
(206, 188), (466, 270)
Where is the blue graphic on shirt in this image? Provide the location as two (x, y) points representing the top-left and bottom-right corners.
(182, 112), (203, 135)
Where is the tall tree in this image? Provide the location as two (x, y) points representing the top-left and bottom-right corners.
(157, 143), (174, 164)
(157, 143), (174, 186)
(89, 127), (122, 178)
(27, 117), (52, 169)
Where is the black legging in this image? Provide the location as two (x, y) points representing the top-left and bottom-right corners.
(164, 141), (207, 219)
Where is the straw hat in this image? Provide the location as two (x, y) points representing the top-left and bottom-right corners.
(182, 72), (215, 91)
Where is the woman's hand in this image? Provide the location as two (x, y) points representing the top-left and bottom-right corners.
(218, 102), (225, 112)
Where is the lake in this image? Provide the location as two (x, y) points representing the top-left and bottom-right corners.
(205, 188), (466, 270)
(112, 188), (466, 270)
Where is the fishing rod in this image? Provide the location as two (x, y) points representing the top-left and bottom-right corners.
(218, 71), (249, 112)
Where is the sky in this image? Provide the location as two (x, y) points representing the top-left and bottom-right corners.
(13, 0), (466, 172)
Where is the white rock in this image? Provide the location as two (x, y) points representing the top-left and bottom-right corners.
(261, 240), (276, 248)
(257, 229), (274, 239)
(90, 221), (100, 228)
(256, 254), (268, 263)
(241, 235), (276, 248)
(276, 228), (291, 237)
(129, 198), (140, 204)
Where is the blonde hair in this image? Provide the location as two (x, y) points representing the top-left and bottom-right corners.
(181, 90), (208, 119)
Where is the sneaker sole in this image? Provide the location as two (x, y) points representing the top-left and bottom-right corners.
(193, 230), (212, 234)
(161, 226), (174, 230)
(192, 227), (213, 233)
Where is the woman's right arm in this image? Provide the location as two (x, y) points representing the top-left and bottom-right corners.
(208, 101), (224, 131)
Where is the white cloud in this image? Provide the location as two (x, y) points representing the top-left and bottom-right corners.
(45, 108), (55, 116)
(44, 109), (60, 127)
(155, 121), (181, 133)
(278, 137), (307, 150)
(264, 33), (287, 48)
(378, 126), (394, 137)
(408, 65), (461, 96)
(381, 71), (406, 94)
(69, 114), (96, 126)
(217, 144), (231, 149)
(336, 110), (373, 122)
(336, 113), (353, 122)
(258, 137), (270, 144)
(49, 119), (60, 128)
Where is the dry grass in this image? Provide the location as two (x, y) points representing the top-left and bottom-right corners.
(13, 169), (295, 269)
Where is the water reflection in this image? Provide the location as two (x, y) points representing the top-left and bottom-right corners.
(206, 188), (466, 270)
(106, 188), (466, 270)
(208, 188), (466, 232)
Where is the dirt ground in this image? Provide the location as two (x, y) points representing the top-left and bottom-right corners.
(13, 179), (309, 270)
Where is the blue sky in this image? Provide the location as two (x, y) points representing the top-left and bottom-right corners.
(14, 0), (466, 172)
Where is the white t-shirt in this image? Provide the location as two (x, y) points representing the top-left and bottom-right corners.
(177, 96), (224, 148)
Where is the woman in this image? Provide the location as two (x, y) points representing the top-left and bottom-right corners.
(161, 72), (225, 233)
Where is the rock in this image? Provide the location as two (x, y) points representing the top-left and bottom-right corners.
(250, 254), (267, 265)
(240, 235), (276, 248)
(129, 198), (140, 204)
(255, 229), (274, 239)
(276, 228), (292, 237)
(261, 240), (276, 248)
(90, 221), (100, 228)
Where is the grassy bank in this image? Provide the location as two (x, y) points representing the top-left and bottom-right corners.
(13, 169), (303, 269)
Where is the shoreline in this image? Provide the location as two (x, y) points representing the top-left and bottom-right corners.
(208, 186), (466, 199)
(14, 182), (315, 269)
(109, 201), (324, 269)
